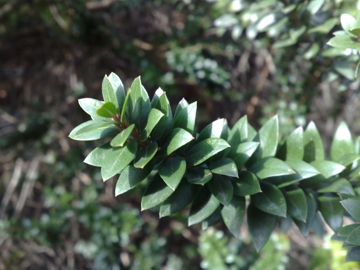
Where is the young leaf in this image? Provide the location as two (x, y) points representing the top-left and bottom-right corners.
(186, 166), (213, 185)
(258, 115), (279, 158)
(230, 142), (259, 170)
(115, 162), (153, 196)
(251, 182), (287, 217)
(108, 72), (125, 111)
(341, 198), (360, 222)
(159, 157), (186, 190)
(172, 102), (197, 134)
(188, 188), (220, 226)
(207, 175), (233, 206)
(110, 124), (135, 147)
(208, 158), (238, 178)
(78, 98), (105, 120)
(160, 180), (201, 217)
(96, 101), (117, 118)
(303, 121), (325, 162)
(174, 98), (189, 119)
(141, 174), (174, 211)
(249, 157), (295, 180)
(163, 128), (194, 155)
(140, 108), (164, 141)
(101, 141), (138, 181)
(228, 115), (248, 147)
(330, 122), (354, 162)
(69, 120), (118, 141)
(233, 171), (261, 196)
(221, 195), (245, 238)
(284, 186), (307, 222)
(318, 196), (343, 232)
(84, 142), (111, 167)
(186, 138), (230, 166)
(247, 203), (277, 251)
(197, 119), (228, 142)
(134, 142), (158, 169)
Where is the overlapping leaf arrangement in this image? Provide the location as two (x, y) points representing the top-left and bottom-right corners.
(69, 73), (360, 258)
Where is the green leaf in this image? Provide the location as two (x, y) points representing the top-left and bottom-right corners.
(69, 120), (118, 141)
(197, 119), (228, 142)
(330, 122), (354, 162)
(108, 72), (125, 111)
(208, 158), (238, 178)
(115, 163), (153, 196)
(172, 102), (197, 134)
(251, 182), (287, 217)
(102, 75), (118, 107)
(347, 226), (360, 246)
(233, 171), (261, 196)
(341, 14), (356, 34)
(311, 160), (345, 179)
(247, 203), (277, 251)
(318, 196), (343, 232)
(160, 180), (201, 217)
(284, 186), (307, 222)
(188, 188), (220, 226)
(174, 98), (189, 118)
(258, 115), (279, 158)
(208, 175), (233, 206)
(228, 115), (248, 147)
(141, 174), (174, 210)
(337, 153), (360, 167)
(163, 128), (194, 155)
(84, 142), (111, 167)
(247, 124), (257, 142)
(159, 157), (186, 190)
(303, 121), (325, 162)
(341, 198), (360, 222)
(221, 195), (245, 238)
(308, 18), (338, 34)
(327, 35), (360, 51)
(78, 98), (105, 120)
(186, 138), (230, 166)
(134, 142), (158, 169)
(230, 142), (259, 170)
(110, 124), (135, 147)
(186, 166), (213, 185)
(101, 141), (138, 181)
(202, 207), (223, 230)
(338, 224), (360, 238)
(280, 216), (293, 234)
(317, 178), (355, 195)
(140, 108), (164, 141)
(249, 157), (295, 180)
(96, 101), (117, 118)
(293, 192), (317, 237)
(150, 89), (172, 141)
(350, 28), (360, 36)
(346, 247), (360, 262)
(277, 127), (304, 160)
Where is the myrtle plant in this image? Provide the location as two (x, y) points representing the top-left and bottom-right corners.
(69, 72), (360, 261)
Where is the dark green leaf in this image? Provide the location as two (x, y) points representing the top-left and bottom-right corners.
(258, 115), (279, 158)
(341, 198), (360, 222)
(247, 203), (277, 251)
(188, 188), (220, 226)
(140, 108), (164, 141)
(317, 178), (355, 195)
(134, 142), (158, 169)
(251, 182), (287, 217)
(160, 180), (201, 217)
(197, 119), (228, 142)
(108, 72), (125, 111)
(186, 166), (213, 185)
(230, 142), (259, 170)
(150, 88), (172, 141)
(186, 138), (230, 166)
(318, 196), (343, 232)
(172, 102), (197, 134)
(293, 192), (317, 237)
(159, 157), (186, 190)
(280, 216), (293, 234)
(101, 141), (138, 180)
(174, 98), (189, 119)
(208, 175), (233, 206)
(338, 224), (360, 237)
(312, 212), (325, 237)
(331, 122), (354, 162)
(141, 174), (174, 211)
(233, 171), (261, 196)
(110, 124), (135, 147)
(163, 128), (194, 155)
(311, 160), (345, 179)
(284, 186), (307, 222)
(69, 120), (118, 141)
(202, 207), (222, 230)
(303, 121), (325, 162)
(78, 98), (105, 120)
(346, 247), (360, 262)
(249, 157), (295, 180)
(347, 226), (360, 246)
(84, 142), (111, 167)
(228, 115), (248, 147)
(96, 101), (117, 118)
(278, 127), (304, 160)
(221, 195), (245, 238)
(115, 163), (153, 196)
(208, 158), (238, 178)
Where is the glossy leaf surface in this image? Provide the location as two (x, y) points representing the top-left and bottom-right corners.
(159, 157), (186, 190)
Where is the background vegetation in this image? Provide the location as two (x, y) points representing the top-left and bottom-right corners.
(1, 0), (360, 269)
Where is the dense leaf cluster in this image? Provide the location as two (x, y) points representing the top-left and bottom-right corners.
(69, 72), (360, 260)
